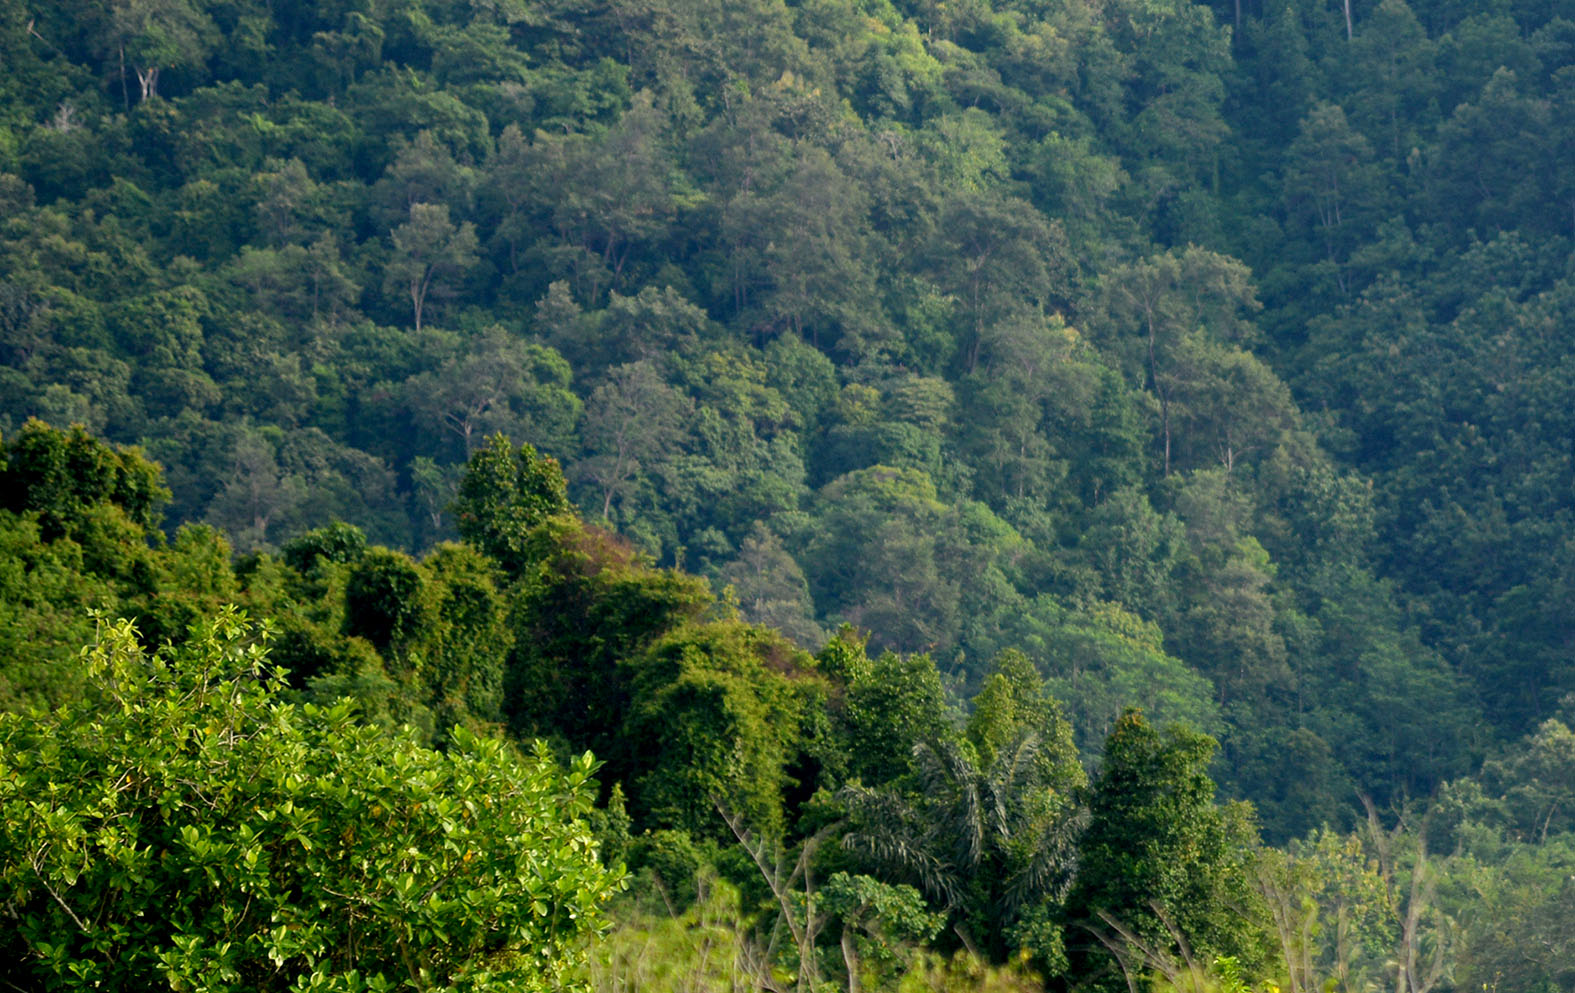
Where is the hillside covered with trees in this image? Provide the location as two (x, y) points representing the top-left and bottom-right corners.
(2, 0), (1575, 990)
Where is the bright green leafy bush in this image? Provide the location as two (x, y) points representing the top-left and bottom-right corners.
(0, 608), (624, 992)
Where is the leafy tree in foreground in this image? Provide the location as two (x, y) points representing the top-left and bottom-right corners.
(0, 608), (624, 992)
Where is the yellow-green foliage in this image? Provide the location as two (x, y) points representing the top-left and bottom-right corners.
(592, 872), (1040, 993)
(1139, 954), (1283, 993)
(591, 871), (768, 993)
(895, 952), (1044, 993)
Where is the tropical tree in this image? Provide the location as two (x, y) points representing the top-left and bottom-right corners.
(1100, 248), (1263, 477)
(576, 361), (693, 524)
(384, 202), (480, 332)
(98, 0), (219, 103)
(451, 434), (572, 576)
(0, 608), (624, 991)
(841, 652), (1086, 971)
(1064, 710), (1268, 993)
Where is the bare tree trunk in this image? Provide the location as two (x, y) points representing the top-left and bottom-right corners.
(119, 44), (131, 110)
(1363, 798), (1450, 993)
(718, 802), (838, 993)
(136, 66), (158, 101)
(411, 268), (433, 332)
(1144, 308), (1172, 476)
(841, 927), (860, 993)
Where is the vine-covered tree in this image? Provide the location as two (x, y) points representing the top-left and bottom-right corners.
(1064, 710), (1268, 993)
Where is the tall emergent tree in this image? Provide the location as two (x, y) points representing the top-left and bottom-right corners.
(1064, 709), (1267, 993)
(452, 433), (572, 575)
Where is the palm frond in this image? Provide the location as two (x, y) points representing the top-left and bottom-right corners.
(839, 783), (965, 910)
(1001, 802), (1087, 914)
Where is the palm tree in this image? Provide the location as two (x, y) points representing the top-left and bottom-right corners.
(839, 728), (1086, 962)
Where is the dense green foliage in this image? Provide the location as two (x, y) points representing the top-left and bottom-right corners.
(4, 0), (1575, 988)
(0, 0), (1515, 832)
(1063, 711), (1265, 993)
(0, 608), (622, 991)
(1, 416), (1573, 993)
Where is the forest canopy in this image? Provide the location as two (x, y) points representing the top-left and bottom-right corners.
(4, 0), (1575, 989)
